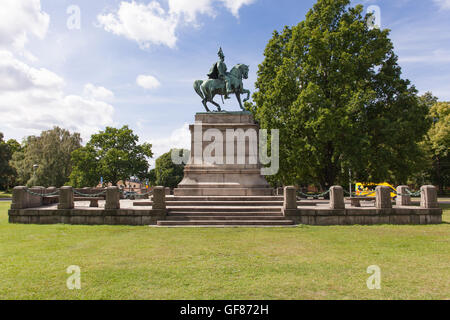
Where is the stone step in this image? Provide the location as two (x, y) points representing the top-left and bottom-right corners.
(167, 211), (283, 216)
(134, 201), (154, 207)
(165, 215), (287, 221)
(166, 196), (284, 202)
(168, 206), (282, 212)
(174, 188), (274, 197)
(157, 220), (295, 227)
(166, 201), (283, 207)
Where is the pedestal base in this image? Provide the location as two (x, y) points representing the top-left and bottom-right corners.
(174, 111), (273, 197)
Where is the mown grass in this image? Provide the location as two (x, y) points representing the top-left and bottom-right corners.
(0, 192), (12, 198)
(0, 201), (449, 300)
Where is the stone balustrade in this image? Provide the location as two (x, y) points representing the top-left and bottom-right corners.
(281, 184), (442, 225)
(9, 184), (442, 226)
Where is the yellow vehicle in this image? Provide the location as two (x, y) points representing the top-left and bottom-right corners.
(355, 182), (397, 199)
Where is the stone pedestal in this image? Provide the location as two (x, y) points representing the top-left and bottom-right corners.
(153, 186), (166, 210)
(175, 112), (273, 196)
(376, 186), (392, 209)
(330, 186), (345, 210)
(105, 187), (120, 210)
(58, 186), (74, 210)
(420, 185), (438, 208)
(11, 186), (28, 209)
(283, 186), (297, 210)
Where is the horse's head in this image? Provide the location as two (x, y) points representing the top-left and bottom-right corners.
(231, 64), (250, 79)
(239, 64), (249, 79)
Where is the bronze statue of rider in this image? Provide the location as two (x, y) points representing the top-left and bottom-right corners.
(207, 47), (232, 100)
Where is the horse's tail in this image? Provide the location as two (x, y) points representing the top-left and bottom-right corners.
(194, 80), (205, 100)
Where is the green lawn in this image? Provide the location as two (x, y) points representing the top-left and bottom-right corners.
(0, 192), (12, 198)
(0, 201), (449, 300)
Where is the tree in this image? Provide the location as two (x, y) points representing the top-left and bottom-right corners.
(69, 126), (153, 187)
(68, 145), (101, 188)
(0, 133), (15, 190)
(249, 0), (430, 189)
(427, 101), (450, 194)
(10, 127), (82, 187)
(152, 149), (188, 189)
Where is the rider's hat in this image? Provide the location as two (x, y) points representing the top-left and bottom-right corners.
(218, 47), (225, 59)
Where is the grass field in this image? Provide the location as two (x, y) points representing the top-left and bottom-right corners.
(0, 192), (12, 198)
(0, 201), (449, 300)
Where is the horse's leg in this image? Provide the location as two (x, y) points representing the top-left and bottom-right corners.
(209, 91), (222, 112)
(236, 92), (244, 111)
(243, 89), (250, 102)
(210, 97), (222, 112)
(202, 99), (210, 112)
(202, 84), (215, 112)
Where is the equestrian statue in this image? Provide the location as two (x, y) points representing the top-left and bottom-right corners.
(194, 48), (251, 112)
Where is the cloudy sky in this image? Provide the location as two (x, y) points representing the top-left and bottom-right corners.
(0, 0), (449, 167)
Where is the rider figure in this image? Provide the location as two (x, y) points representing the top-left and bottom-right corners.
(207, 47), (232, 100)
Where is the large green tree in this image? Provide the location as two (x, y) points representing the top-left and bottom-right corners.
(151, 149), (188, 189)
(427, 101), (450, 193)
(0, 133), (16, 190)
(69, 126), (153, 187)
(10, 127), (82, 187)
(249, 0), (430, 189)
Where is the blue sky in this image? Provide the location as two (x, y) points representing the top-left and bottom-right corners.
(1, 0), (449, 166)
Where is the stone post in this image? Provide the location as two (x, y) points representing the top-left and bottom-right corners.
(420, 185), (438, 209)
(153, 186), (166, 210)
(376, 186), (392, 209)
(329, 186), (345, 210)
(105, 186), (120, 210)
(283, 186), (297, 210)
(165, 187), (171, 196)
(11, 186), (28, 209)
(396, 185), (411, 206)
(58, 186), (74, 210)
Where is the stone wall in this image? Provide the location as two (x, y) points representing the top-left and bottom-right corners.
(9, 208), (167, 226)
(284, 207), (443, 225)
(283, 185), (443, 225)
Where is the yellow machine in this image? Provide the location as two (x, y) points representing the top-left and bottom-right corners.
(355, 182), (397, 198)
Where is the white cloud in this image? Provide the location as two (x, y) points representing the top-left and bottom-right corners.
(97, 1), (178, 49)
(136, 74), (161, 89)
(434, 0), (450, 10)
(168, 0), (215, 22)
(220, 0), (257, 17)
(84, 83), (115, 101)
(147, 123), (191, 166)
(98, 0), (258, 49)
(0, 51), (115, 141)
(0, 0), (49, 58)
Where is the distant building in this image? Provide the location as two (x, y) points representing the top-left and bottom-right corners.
(97, 179), (148, 193)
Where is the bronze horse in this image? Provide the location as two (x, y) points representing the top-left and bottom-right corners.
(194, 64), (251, 112)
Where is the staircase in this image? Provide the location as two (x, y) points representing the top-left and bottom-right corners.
(156, 196), (294, 227)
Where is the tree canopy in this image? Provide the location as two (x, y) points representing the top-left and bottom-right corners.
(0, 133), (16, 190)
(249, 0), (430, 188)
(150, 149), (188, 189)
(426, 100), (450, 193)
(10, 127), (81, 187)
(69, 126), (153, 187)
